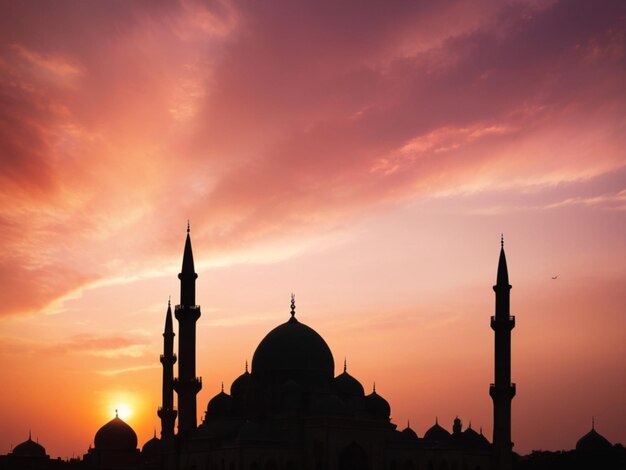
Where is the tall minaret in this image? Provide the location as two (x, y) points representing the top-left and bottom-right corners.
(157, 299), (177, 438)
(173, 223), (202, 433)
(489, 235), (516, 470)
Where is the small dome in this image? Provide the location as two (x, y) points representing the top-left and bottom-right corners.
(576, 426), (612, 452)
(401, 425), (418, 441)
(251, 304), (334, 387)
(94, 416), (138, 450)
(12, 434), (46, 458)
(230, 367), (251, 399)
(423, 420), (451, 442)
(334, 370), (364, 399)
(364, 389), (390, 421)
(141, 432), (161, 459)
(206, 389), (233, 419)
(460, 426), (489, 450)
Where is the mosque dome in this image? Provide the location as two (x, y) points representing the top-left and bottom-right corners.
(424, 420), (451, 442)
(94, 415), (138, 450)
(12, 434), (46, 458)
(251, 302), (334, 387)
(334, 365), (365, 399)
(141, 432), (161, 459)
(364, 388), (391, 421)
(576, 426), (612, 452)
(206, 388), (233, 419)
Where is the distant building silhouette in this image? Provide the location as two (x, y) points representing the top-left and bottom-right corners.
(2, 230), (623, 470)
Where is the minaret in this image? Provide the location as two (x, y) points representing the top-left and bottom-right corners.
(157, 299), (177, 438)
(173, 223), (202, 433)
(489, 235), (516, 470)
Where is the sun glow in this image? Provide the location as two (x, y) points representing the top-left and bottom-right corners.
(114, 403), (133, 421)
(103, 391), (141, 423)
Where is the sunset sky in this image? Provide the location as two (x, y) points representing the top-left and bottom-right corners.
(0, 0), (625, 459)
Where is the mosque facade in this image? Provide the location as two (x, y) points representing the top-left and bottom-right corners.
(2, 229), (623, 470)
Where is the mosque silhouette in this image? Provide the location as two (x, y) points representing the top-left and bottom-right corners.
(2, 227), (623, 470)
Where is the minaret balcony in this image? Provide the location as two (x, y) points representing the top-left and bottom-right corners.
(489, 383), (516, 399)
(175, 304), (200, 311)
(160, 353), (177, 364)
(172, 376), (203, 393)
(174, 304), (201, 321)
(157, 406), (178, 413)
(490, 315), (515, 330)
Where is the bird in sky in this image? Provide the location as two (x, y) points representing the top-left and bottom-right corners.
(551, 276), (558, 280)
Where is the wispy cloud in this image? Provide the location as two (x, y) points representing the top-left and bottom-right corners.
(97, 364), (159, 376)
(39, 334), (150, 358)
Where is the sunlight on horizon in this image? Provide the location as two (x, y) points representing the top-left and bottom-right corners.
(103, 392), (141, 423)
(113, 403), (132, 421)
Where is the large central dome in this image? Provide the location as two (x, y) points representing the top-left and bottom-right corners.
(251, 309), (334, 387)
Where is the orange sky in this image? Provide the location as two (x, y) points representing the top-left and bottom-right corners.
(0, 0), (625, 459)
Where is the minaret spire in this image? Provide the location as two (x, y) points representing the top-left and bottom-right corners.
(173, 223), (202, 434)
(179, 224), (197, 305)
(158, 300), (177, 438)
(490, 236), (516, 470)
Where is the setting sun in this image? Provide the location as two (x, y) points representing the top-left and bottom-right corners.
(102, 391), (142, 424)
(113, 404), (132, 421)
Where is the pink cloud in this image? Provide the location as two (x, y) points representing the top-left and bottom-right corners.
(0, 0), (623, 317)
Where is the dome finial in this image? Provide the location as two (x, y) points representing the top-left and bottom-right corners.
(221, 381), (224, 392)
(435, 416), (438, 425)
(115, 409), (118, 417)
(290, 293), (296, 318)
(168, 295), (171, 307)
(29, 429), (31, 440)
(245, 360), (248, 373)
(501, 233), (504, 249)
(187, 220), (190, 233)
(592, 416), (595, 430)
(344, 357), (347, 373)
(407, 419), (411, 429)
(373, 381), (376, 393)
